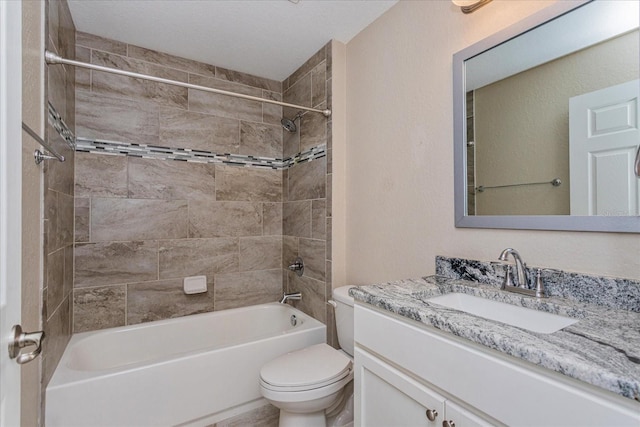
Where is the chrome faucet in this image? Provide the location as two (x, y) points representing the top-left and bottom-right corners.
(288, 257), (304, 277)
(498, 248), (547, 298)
(498, 248), (529, 289)
(280, 292), (302, 304)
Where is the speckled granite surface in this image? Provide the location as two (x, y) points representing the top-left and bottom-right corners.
(436, 256), (640, 312)
(350, 275), (640, 401)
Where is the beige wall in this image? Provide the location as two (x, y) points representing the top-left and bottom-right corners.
(475, 31), (639, 215)
(22, 1), (44, 424)
(342, 0), (640, 286)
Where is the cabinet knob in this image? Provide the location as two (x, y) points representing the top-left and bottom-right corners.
(426, 408), (438, 421)
(443, 421), (456, 427)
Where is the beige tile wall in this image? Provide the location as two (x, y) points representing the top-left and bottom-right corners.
(281, 43), (336, 347)
(43, 0), (76, 387)
(73, 34), (331, 334)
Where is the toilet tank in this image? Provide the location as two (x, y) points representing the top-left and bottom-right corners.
(331, 286), (355, 357)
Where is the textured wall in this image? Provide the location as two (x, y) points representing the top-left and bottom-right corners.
(343, 0), (640, 284)
(73, 34), (332, 334)
(43, 0), (76, 388)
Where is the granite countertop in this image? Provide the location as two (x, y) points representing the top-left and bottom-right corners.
(350, 275), (640, 402)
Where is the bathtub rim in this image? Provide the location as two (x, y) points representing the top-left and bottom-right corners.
(48, 302), (326, 387)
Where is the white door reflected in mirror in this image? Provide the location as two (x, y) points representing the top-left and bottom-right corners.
(570, 79), (640, 216)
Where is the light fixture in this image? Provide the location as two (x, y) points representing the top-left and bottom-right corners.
(452, 0), (492, 14)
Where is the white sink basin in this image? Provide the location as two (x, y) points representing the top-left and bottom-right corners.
(428, 293), (578, 334)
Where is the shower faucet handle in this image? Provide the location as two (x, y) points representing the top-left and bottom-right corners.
(288, 257), (304, 277)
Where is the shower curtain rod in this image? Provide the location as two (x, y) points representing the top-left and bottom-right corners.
(44, 50), (332, 118)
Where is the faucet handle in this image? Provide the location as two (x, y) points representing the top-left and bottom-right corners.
(288, 257), (304, 277)
(535, 269), (547, 298)
(502, 265), (515, 289)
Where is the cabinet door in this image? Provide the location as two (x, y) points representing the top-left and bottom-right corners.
(355, 348), (444, 427)
(444, 400), (495, 427)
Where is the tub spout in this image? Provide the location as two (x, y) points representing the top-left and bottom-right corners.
(280, 292), (302, 304)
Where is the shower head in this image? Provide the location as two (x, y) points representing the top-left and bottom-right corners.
(281, 111), (304, 133)
(281, 118), (297, 133)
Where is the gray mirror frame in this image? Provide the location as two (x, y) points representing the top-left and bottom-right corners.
(453, 0), (640, 233)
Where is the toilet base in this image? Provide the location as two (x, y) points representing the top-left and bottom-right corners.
(327, 391), (354, 427)
(279, 409), (326, 427)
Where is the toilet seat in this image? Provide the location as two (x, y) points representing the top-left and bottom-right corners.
(259, 371), (353, 405)
(260, 344), (352, 392)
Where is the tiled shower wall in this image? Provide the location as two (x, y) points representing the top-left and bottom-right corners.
(281, 45), (336, 346)
(43, 0), (76, 386)
(72, 33), (332, 333)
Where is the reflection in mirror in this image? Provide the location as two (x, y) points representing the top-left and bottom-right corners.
(471, 32), (638, 216)
(453, 0), (640, 232)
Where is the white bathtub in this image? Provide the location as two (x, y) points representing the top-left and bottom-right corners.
(46, 303), (326, 426)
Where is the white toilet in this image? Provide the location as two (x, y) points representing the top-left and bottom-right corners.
(259, 286), (355, 427)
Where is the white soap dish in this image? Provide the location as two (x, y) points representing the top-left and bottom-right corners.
(183, 276), (207, 294)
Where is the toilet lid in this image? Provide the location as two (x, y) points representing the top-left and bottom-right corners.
(260, 343), (352, 389)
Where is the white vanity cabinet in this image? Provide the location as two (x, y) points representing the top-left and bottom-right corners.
(356, 347), (495, 426)
(354, 304), (640, 427)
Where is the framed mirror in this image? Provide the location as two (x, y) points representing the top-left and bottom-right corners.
(453, 0), (640, 232)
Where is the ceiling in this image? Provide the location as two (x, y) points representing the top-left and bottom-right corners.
(67, 0), (398, 82)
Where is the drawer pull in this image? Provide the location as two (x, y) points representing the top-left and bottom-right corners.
(426, 409), (438, 421)
(443, 421), (456, 427)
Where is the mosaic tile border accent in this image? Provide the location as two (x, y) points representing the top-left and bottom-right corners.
(75, 138), (326, 170)
(48, 101), (76, 149)
(48, 102), (325, 170)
